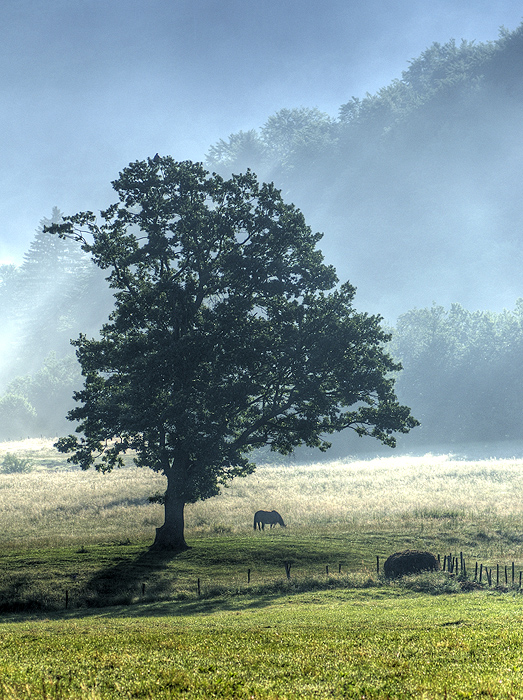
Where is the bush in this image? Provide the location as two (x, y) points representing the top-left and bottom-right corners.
(383, 550), (439, 578)
(1, 454), (33, 474)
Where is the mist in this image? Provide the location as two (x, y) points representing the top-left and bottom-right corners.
(1, 1), (523, 453)
(1, 0), (521, 263)
(274, 95), (523, 323)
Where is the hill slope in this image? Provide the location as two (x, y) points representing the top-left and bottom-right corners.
(207, 24), (523, 320)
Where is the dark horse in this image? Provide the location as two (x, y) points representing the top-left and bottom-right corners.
(254, 510), (286, 530)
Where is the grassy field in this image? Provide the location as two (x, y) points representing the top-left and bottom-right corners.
(2, 438), (523, 551)
(1, 439), (523, 697)
(1, 588), (523, 698)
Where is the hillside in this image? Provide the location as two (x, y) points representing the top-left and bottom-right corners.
(207, 23), (523, 321)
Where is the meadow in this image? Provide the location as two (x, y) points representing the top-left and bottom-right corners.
(1, 439), (523, 697)
(2, 438), (523, 555)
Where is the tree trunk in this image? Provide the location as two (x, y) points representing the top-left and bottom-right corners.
(152, 470), (189, 551)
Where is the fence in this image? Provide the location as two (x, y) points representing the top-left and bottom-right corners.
(376, 551), (523, 588)
(60, 552), (523, 609)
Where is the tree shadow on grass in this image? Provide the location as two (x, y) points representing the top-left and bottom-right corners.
(79, 542), (290, 619)
(81, 546), (185, 608)
(0, 591), (278, 624)
(0, 556), (282, 623)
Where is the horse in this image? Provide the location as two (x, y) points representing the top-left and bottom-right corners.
(253, 510), (286, 530)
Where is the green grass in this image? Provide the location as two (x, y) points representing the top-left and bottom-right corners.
(2, 439), (523, 696)
(1, 587), (523, 698)
(0, 439), (523, 611)
(0, 527), (518, 613)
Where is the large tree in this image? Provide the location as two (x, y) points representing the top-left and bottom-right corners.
(47, 157), (418, 551)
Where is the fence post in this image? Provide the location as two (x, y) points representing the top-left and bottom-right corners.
(326, 565), (329, 576)
(284, 561), (292, 580)
(339, 563), (342, 574)
(65, 590), (69, 610)
(512, 562), (515, 586)
(497, 564), (499, 586)
(505, 566), (508, 586)
(475, 562), (478, 580)
(141, 583), (146, 597)
(247, 569), (251, 584)
(197, 578), (201, 596)
(479, 563), (483, 583)
(376, 556), (380, 575)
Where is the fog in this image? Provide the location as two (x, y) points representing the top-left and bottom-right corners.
(1, 0), (521, 267)
(275, 87), (523, 322)
(1, 1), (523, 450)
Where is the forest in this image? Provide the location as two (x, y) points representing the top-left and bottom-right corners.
(1, 23), (523, 452)
(208, 23), (523, 320)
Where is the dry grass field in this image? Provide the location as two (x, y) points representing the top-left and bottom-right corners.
(1, 438), (523, 559)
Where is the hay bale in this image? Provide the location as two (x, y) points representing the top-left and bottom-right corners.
(383, 550), (439, 578)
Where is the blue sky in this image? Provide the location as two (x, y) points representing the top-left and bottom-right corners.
(0, 0), (521, 264)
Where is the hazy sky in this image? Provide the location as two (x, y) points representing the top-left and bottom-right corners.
(1, 0), (521, 265)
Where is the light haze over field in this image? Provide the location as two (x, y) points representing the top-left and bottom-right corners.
(1, 0), (522, 281)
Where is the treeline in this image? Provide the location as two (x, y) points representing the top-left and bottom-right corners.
(206, 23), (523, 316)
(207, 29), (516, 178)
(390, 303), (523, 447)
(0, 209), (112, 439)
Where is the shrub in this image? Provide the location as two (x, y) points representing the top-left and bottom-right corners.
(1, 454), (33, 474)
(383, 550), (439, 578)
(0, 394), (36, 440)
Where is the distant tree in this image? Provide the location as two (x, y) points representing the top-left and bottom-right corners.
(13, 208), (93, 363)
(401, 38), (494, 95)
(47, 157), (418, 551)
(391, 302), (523, 445)
(390, 304), (463, 442)
(0, 264), (20, 326)
(0, 264), (19, 297)
(7, 208), (113, 375)
(260, 107), (335, 166)
(206, 130), (265, 174)
(5, 352), (82, 436)
(207, 108), (336, 181)
(0, 264), (20, 387)
(0, 393), (36, 440)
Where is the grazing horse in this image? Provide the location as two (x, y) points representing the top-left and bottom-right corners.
(254, 510), (286, 530)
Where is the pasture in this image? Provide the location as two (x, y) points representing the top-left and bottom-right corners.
(2, 590), (523, 699)
(1, 439), (523, 697)
(2, 438), (523, 556)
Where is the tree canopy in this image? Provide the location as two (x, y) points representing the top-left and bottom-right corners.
(47, 156), (417, 550)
